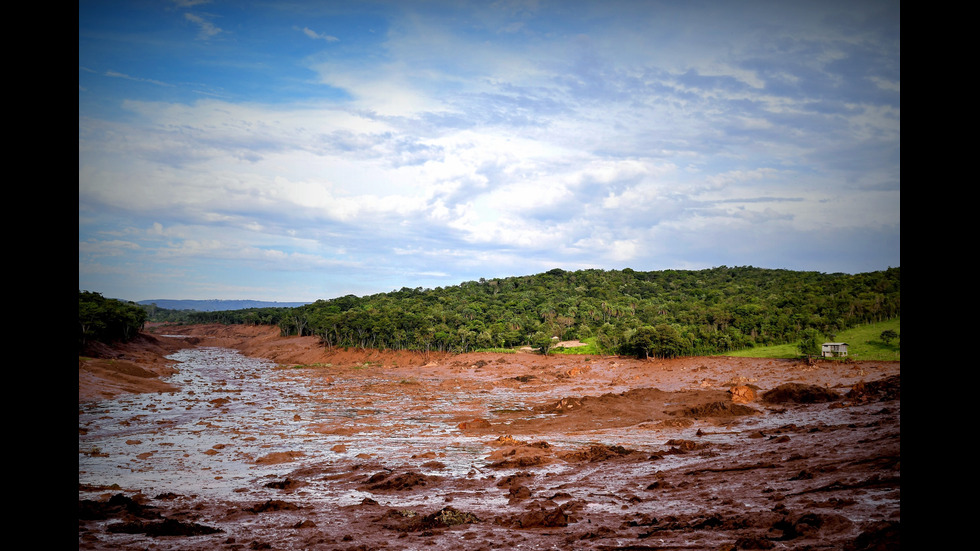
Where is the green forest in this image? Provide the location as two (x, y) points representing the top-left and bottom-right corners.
(141, 266), (899, 359)
(78, 291), (148, 349)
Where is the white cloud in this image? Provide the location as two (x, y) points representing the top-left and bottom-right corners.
(301, 27), (339, 42)
(184, 13), (221, 40)
(79, 1), (899, 300)
(78, 239), (141, 257)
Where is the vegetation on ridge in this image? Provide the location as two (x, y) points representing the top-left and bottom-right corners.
(145, 266), (899, 359)
(79, 291), (147, 349)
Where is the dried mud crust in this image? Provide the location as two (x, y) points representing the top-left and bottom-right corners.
(79, 324), (900, 550)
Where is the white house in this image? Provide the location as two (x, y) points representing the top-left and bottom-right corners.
(821, 342), (848, 358)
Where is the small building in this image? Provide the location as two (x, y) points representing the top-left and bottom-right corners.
(821, 342), (848, 358)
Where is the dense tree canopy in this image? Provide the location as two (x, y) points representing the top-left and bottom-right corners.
(79, 291), (148, 349)
(159, 266), (898, 358)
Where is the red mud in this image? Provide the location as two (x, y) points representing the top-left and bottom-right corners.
(79, 323), (900, 550)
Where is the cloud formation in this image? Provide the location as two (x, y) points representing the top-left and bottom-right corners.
(79, 1), (900, 301)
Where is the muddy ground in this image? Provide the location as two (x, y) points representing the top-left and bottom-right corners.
(79, 324), (900, 550)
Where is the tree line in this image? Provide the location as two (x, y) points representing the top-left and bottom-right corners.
(143, 266), (899, 359)
(78, 291), (148, 349)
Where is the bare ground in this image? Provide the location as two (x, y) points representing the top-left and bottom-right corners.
(79, 323), (900, 550)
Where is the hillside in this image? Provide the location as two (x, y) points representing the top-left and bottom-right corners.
(225, 266), (900, 358)
(133, 266), (899, 360)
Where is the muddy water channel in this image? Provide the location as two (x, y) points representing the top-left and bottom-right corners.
(79, 347), (316, 498)
(80, 345), (901, 550)
(79, 346), (735, 502)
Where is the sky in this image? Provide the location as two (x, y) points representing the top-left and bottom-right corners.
(79, 0), (900, 303)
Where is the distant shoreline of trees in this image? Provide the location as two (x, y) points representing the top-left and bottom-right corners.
(138, 266), (900, 359)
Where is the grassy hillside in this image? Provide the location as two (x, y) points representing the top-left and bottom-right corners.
(723, 318), (900, 361)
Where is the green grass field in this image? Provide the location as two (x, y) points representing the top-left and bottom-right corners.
(723, 318), (900, 361)
(492, 318), (901, 361)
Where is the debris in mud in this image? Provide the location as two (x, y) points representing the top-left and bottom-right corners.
(761, 383), (842, 404)
(378, 506), (480, 532)
(254, 450), (306, 464)
(534, 387), (759, 427)
(653, 418), (695, 429)
(487, 442), (556, 468)
(844, 520), (901, 550)
(263, 477), (305, 490)
(847, 375), (900, 402)
(560, 443), (640, 462)
(496, 471), (536, 488)
(245, 499), (302, 513)
(672, 401), (760, 418)
(106, 518), (223, 537)
(503, 501), (569, 528)
(491, 435), (526, 447)
(79, 493), (160, 521)
(364, 470), (438, 491)
(457, 418), (492, 429)
(731, 536), (775, 549)
(556, 366), (588, 378)
(769, 511), (855, 541)
(508, 485), (533, 502)
(538, 397), (583, 412)
(663, 439), (708, 453)
(292, 519), (317, 529)
(729, 384), (758, 403)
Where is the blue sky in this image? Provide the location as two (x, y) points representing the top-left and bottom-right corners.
(79, 0), (900, 302)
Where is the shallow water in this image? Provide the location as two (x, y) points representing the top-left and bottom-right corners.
(79, 347), (310, 497)
(79, 344), (897, 516)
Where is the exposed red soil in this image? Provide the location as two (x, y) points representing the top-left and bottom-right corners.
(79, 323), (900, 550)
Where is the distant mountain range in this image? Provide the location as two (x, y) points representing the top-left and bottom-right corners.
(138, 299), (310, 312)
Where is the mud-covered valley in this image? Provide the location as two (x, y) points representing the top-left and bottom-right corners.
(79, 324), (900, 550)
